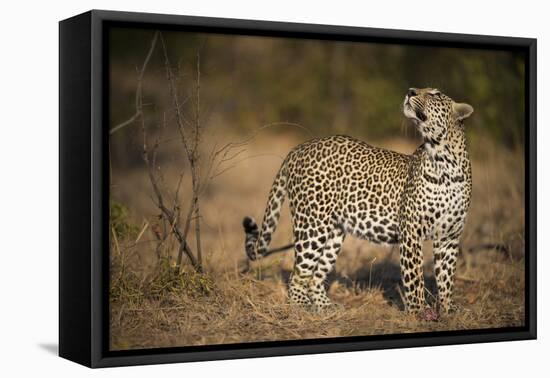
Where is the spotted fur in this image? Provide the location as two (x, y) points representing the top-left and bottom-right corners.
(243, 88), (474, 314)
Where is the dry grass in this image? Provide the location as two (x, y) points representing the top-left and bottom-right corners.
(109, 132), (525, 351)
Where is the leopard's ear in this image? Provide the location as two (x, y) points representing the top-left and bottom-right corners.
(452, 102), (474, 120)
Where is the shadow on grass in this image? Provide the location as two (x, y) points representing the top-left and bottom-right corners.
(276, 258), (438, 311)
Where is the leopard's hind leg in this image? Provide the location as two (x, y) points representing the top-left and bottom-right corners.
(288, 223), (330, 307)
(308, 225), (345, 311)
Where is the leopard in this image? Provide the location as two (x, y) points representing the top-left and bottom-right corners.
(243, 88), (474, 316)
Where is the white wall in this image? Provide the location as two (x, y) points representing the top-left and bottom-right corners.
(1, 0), (546, 376)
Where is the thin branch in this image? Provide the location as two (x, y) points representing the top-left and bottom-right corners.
(204, 121), (310, 182)
(141, 99), (201, 272)
(173, 172), (185, 209)
(210, 153), (285, 180)
(159, 33), (193, 163)
(193, 51), (203, 267)
(159, 33), (206, 272)
(110, 31), (159, 135)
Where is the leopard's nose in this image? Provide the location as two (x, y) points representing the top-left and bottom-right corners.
(408, 88), (417, 97)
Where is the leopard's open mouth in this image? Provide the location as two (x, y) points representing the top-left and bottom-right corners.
(403, 98), (427, 122)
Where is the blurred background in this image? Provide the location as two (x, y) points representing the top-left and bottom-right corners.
(108, 27), (526, 349)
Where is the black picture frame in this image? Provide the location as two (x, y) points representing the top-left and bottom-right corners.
(59, 9), (537, 368)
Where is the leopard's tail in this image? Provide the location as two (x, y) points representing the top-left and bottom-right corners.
(243, 162), (288, 261)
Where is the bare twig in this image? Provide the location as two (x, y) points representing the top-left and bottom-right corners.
(134, 221), (149, 244)
(159, 33), (193, 163)
(205, 121), (310, 182)
(193, 51), (203, 267)
(141, 104), (201, 271)
(209, 153), (285, 180)
(110, 31), (160, 135)
(158, 33), (207, 271)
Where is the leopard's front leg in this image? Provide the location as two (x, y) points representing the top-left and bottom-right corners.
(433, 237), (460, 314)
(399, 223), (427, 313)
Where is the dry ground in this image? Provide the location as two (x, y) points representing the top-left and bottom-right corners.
(110, 132), (525, 350)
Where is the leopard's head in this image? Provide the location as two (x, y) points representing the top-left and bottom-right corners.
(403, 88), (473, 146)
